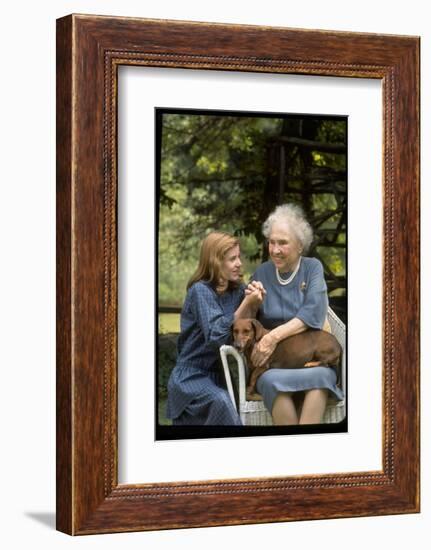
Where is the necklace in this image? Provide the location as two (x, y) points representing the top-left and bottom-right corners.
(275, 257), (302, 285)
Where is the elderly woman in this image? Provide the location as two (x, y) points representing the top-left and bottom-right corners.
(248, 204), (344, 425)
(166, 231), (263, 425)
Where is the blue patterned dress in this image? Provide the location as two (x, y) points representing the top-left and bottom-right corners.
(166, 281), (244, 425)
(252, 257), (344, 413)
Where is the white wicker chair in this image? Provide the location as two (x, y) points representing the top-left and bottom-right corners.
(220, 307), (346, 426)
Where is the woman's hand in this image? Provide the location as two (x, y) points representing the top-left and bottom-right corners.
(245, 280), (266, 297)
(234, 282), (266, 320)
(244, 288), (264, 308)
(243, 281), (266, 308)
(251, 333), (278, 368)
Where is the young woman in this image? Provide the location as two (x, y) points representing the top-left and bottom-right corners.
(166, 231), (262, 425)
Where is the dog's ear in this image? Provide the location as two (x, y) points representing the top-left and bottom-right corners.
(250, 319), (266, 341)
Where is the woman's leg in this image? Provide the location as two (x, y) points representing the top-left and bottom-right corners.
(272, 392), (299, 425)
(299, 389), (328, 424)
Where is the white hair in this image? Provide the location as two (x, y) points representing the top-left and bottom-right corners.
(262, 203), (314, 254)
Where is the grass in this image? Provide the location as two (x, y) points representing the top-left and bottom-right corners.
(158, 397), (172, 426)
(159, 313), (180, 334)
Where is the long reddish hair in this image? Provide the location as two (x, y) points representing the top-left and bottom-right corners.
(187, 232), (242, 290)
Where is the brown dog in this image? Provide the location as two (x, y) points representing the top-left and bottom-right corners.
(232, 318), (341, 400)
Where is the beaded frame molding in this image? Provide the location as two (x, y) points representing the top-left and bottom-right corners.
(56, 14), (420, 535)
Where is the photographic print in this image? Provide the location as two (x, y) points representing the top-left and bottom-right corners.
(57, 15), (419, 534)
(156, 108), (347, 440)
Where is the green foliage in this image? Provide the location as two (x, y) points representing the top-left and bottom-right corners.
(158, 397), (171, 426)
(158, 333), (177, 398)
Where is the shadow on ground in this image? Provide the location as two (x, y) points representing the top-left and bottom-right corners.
(25, 512), (56, 530)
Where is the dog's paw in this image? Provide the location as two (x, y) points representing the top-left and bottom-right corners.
(246, 392), (264, 401)
(304, 361), (321, 367)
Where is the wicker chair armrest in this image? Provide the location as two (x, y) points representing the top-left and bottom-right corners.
(327, 307), (346, 395)
(219, 345), (248, 410)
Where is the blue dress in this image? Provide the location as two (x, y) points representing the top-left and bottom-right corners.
(166, 281), (244, 425)
(252, 257), (344, 413)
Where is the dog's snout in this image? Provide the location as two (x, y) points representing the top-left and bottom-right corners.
(233, 335), (250, 353)
(232, 335), (245, 351)
(232, 320), (255, 353)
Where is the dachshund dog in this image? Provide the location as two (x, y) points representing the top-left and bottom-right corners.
(232, 318), (342, 400)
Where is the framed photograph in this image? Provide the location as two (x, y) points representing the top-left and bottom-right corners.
(56, 14), (420, 534)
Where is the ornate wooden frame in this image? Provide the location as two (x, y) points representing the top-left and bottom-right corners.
(56, 14), (420, 535)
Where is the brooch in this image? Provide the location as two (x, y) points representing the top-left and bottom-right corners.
(300, 281), (307, 291)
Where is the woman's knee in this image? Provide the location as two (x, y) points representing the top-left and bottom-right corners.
(257, 369), (282, 394)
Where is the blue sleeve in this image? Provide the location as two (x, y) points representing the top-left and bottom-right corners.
(189, 284), (235, 349)
(295, 261), (328, 329)
(250, 265), (262, 282)
(236, 284), (247, 308)
(250, 262), (270, 286)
